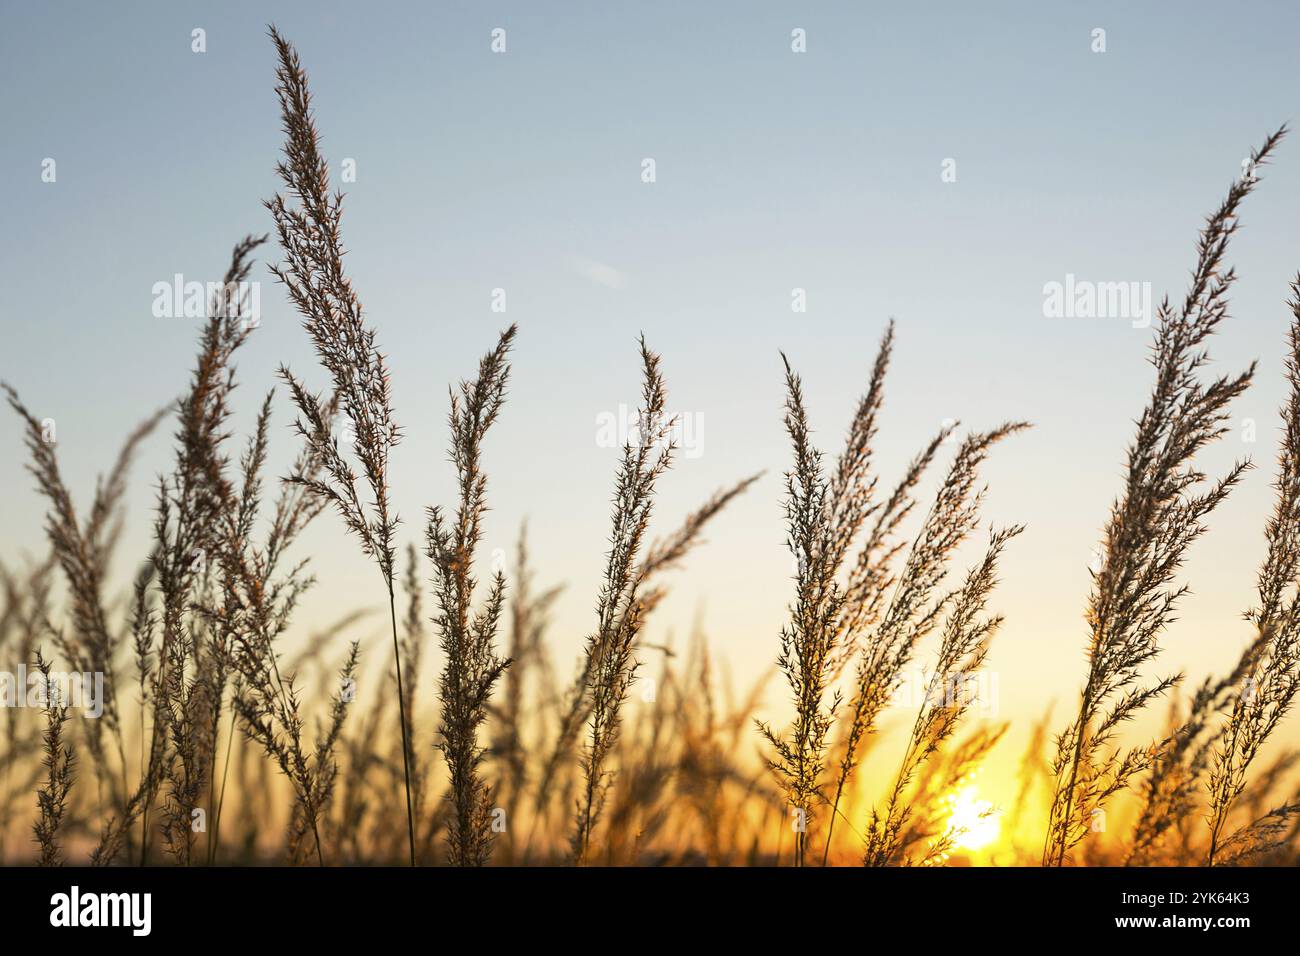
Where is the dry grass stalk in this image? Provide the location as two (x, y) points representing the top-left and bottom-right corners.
(569, 339), (675, 865)
(222, 403), (345, 866)
(568, 338), (758, 864)
(93, 235), (337, 867)
(32, 649), (76, 867)
(565, 474), (759, 862)
(1205, 276), (1300, 863)
(2, 384), (164, 813)
(863, 524), (1022, 866)
(210, 431), (349, 868)
(394, 546), (429, 848)
(148, 236), (266, 865)
(1211, 802), (1300, 865)
(0, 557), (55, 863)
(1043, 127), (1286, 867)
(824, 421), (1026, 863)
(1242, 748), (1300, 823)
(266, 26), (415, 866)
(1127, 634), (1267, 864)
(492, 524), (563, 861)
(757, 329), (902, 866)
(219, 385), (359, 866)
(286, 645), (361, 864)
(756, 353), (850, 868)
(90, 558), (164, 866)
(756, 323), (1021, 866)
(426, 325), (517, 865)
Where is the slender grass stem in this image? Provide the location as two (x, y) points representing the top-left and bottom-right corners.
(389, 583), (417, 867)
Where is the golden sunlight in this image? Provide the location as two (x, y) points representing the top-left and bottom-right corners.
(945, 786), (1002, 852)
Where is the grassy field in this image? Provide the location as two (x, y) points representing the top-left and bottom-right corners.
(2, 29), (1299, 868)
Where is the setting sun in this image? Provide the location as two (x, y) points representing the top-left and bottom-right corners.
(945, 786), (1003, 852)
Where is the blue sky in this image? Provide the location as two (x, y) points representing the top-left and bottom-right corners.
(3, 2), (1300, 793)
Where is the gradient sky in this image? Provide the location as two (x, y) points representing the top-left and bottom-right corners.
(3, 1), (1300, 814)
